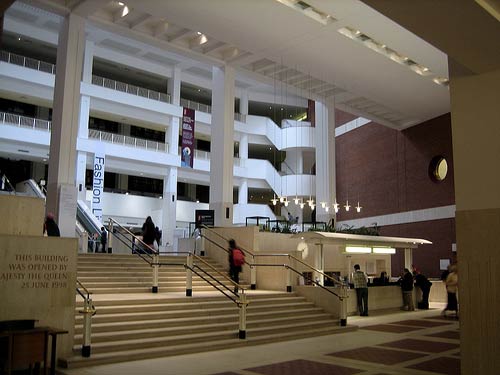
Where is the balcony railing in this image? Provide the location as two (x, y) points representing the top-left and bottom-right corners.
(91, 75), (171, 104)
(180, 98), (212, 114)
(0, 50), (56, 74)
(89, 129), (169, 153)
(0, 111), (51, 131)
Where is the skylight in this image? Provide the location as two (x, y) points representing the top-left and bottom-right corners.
(338, 26), (449, 87)
(275, 0), (335, 25)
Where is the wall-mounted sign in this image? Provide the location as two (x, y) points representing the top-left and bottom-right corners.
(92, 151), (105, 223)
(181, 107), (195, 168)
(195, 209), (214, 228)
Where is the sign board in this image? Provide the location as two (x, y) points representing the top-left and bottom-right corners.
(92, 151), (105, 223)
(181, 107), (195, 168)
(195, 209), (215, 228)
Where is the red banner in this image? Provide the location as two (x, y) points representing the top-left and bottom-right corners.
(181, 107), (195, 168)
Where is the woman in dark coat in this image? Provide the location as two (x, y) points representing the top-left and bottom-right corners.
(141, 216), (156, 254)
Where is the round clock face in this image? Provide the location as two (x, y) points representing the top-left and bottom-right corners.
(429, 156), (448, 182)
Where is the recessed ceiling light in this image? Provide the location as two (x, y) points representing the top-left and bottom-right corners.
(197, 31), (202, 35)
(275, 0), (336, 25)
(118, 1), (125, 5)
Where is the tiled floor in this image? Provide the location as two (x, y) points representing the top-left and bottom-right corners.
(59, 303), (460, 375)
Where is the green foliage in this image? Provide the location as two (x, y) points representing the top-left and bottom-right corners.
(324, 224), (380, 236)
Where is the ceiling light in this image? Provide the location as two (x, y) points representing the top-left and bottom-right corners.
(118, 1), (125, 5)
(344, 200), (351, 212)
(159, 196), (163, 199)
(197, 31), (202, 35)
(346, 246), (371, 254)
(325, 206), (329, 212)
(433, 77), (449, 87)
(356, 202), (362, 213)
(121, 5), (129, 17)
(294, 197), (299, 205)
(372, 247), (396, 254)
(300, 202), (305, 209)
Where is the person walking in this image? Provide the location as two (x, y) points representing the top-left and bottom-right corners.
(352, 264), (369, 316)
(141, 216), (156, 254)
(228, 239), (245, 294)
(100, 226), (107, 253)
(400, 268), (415, 311)
(43, 212), (60, 237)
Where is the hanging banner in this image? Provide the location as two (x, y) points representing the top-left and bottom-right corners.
(92, 151), (105, 223)
(181, 107), (195, 168)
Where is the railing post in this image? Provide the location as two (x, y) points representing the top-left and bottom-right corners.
(286, 265), (292, 293)
(250, 256), (256, 290)
(79, 296), (95, 357)
(107, 220), (113, 253)
(238, 292), (247, 339)
(186, 253), (193, 296)
(339, 284), (348, 327)
(152, 253), (159, 293)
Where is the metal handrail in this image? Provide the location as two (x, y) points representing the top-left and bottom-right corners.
(88, 129), (169, 153)
(200, 225), (345, 289)
(91, 75), (171, 104)
(0, 50), (56, 74)
(107, 218), (158, 264)
(0, 111), (52, 131)
(180, 98), (212, 114)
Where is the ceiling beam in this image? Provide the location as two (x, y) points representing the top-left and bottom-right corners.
(71, 0), (104, 17)
(129, 14), (152, 30)
(153, 20), (169, 38)
(168, 29), (192, 43)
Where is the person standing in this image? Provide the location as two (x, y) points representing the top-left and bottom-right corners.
(228, 239), (245, 293)
(43, 213), (60, 237)
(414, 271), (432, 309)
(443, 264), (459, 317)
(100, 226), (107, 253)
(352, 264), (368, 316)
(400, 268), (415, 311)
(141, 216), (156, 254)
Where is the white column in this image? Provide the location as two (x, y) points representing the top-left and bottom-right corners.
(168, 65), (181, 105)
(404, 248), (413, 271)
(209, 65), (235, 226)
(166, 117), (180, 156)
(161, 167), (177, 252)
(239, 133), (248, 167)
(75, 152), (87, 202)
(314, 99), (336, 224)
(82, 40), (94, 84)
(46, 13), (86, 237)
(239, 89), (248, 122)
(238, 179), (248, 205)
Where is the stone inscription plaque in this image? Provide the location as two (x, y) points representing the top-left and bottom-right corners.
(0, 253), (70, 290)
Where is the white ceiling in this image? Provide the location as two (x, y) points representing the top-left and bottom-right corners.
(14, 0), (451, 130)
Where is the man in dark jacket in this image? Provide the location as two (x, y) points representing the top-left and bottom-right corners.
(400, 268), (415, 311)
(414, 272), (432, 309)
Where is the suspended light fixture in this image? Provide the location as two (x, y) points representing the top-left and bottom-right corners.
(320, 201), (327, 209)
(333, 200), (339, 213)
(325, 206), (329, 212)
(344, 200), (351, 212)
(271, 194), (278, 206)
(300, 201), (305, 209)
(356, 201), (362, 213)
(294, 196), (300, 205)
(284, 198), (289, 207)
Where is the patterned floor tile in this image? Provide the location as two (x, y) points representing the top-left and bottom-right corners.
(379, 338), (459, 353)
(407, 356), (460, 374)
(245, 359), (362, 375)
(327, 346), (427, 365)
(361, 324), (422, 333)
(390, 319), (452, 328)
(426, 330), (460, 340)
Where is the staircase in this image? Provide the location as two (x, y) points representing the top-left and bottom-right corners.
(77, 253), (243, 293)
(62, 254), (356, 368)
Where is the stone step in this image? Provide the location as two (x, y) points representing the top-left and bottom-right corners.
(73, 313), (332, 344)
(75, 302), (318, 324)
(74, 308), (325, 335)
(61, 325), (356, 368)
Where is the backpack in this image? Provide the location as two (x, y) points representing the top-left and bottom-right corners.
(232, 248), (245, 266)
